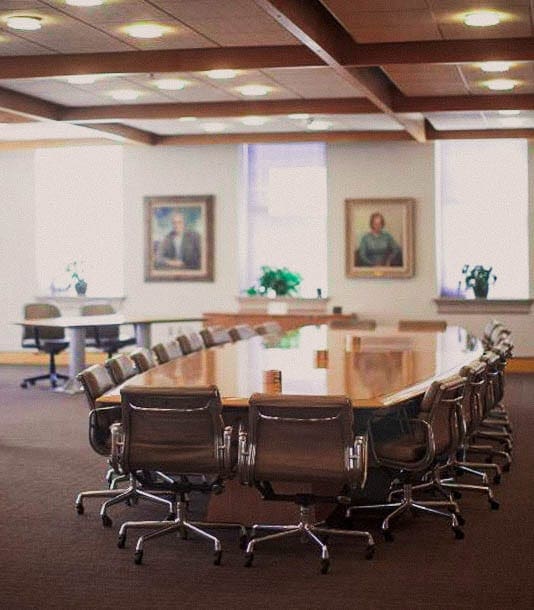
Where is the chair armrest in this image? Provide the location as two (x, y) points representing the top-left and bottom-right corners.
(237, 427), (251, 485)
(348, 434), (368, 489)
(218, 425), (233, 476)
(110, 422), (124, 474)
(368, 416), (436, 472)
(88, 405), (122, 456)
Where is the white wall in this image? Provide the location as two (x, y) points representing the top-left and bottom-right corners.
(122, 145), (242, 342)
(0, 150), (37, 350)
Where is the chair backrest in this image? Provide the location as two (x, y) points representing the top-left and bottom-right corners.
(254, 321), (283, 336)
(459, 360), (487, 432)
(176, 331), (204, 355)
(105, 353), (137, 385)
(152, 340), (183, 364)
(200, 327), (232, 347)
(246, 393), (363, 487)
(481, 351), (503, 410)
(22, 303), (64, 342)
(228, 324), (256, 342)
(120, 386), (226, 476)
(398, 320), (447, 332)
(81, 304), (119, 340)
(419, 375), (464, 458)
(77, 364), (115, 410)
(129, 347), (156, 372)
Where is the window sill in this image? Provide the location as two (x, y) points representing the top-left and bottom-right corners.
(433, 298), (533, 315)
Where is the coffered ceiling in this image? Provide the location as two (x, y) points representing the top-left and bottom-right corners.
(0, 0), (533, 146)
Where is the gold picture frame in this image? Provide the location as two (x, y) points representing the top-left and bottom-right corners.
(144, 195), (214, 282)
(345, 198), (415, 279)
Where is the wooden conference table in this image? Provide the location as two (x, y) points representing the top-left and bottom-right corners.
(14, 314), (204, 394)
(98, 324), (482, 409)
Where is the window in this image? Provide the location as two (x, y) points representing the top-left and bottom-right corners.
(245, 143), (327, 297)
(436, 139), (529, 299)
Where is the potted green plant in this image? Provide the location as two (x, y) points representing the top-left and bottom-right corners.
(247, 266), (302, 297)
(66, 260), (87, 296)
(462, 264), (497, 299)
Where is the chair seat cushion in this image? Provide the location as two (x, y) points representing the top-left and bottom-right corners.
(375, 437), (427, 463)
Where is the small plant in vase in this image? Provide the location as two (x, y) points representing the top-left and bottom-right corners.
(462, 264), (497, 299)
(66, 260), (87, 296)
(246, 266), (302, 297)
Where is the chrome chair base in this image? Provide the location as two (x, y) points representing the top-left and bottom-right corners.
(245, 505), (375, 573)
(117, 499), (246, 566)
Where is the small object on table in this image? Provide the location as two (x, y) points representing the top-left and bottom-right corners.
(333, 306), (342, 314)
(263, 370), (282, 393)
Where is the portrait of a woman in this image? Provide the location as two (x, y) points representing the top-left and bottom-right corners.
(356, 212), (403, 267)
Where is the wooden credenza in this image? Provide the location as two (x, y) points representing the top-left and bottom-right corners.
(203, 311), (358, 333)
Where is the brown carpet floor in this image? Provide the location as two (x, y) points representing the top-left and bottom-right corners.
(1, 365), (533, 610)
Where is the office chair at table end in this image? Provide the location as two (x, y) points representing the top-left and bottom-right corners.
(21, 303), (69, 389)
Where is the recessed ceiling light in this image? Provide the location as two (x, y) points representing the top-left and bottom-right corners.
(485, 79), (517, 91)
(307, 119), (332, 131)
(109, 89), (141, 101)
(66, 74), (99, 85)
(153, 78), (188, 91)
(66, 0), (104, 6)
(124, 22), (168, 39)
(464, 11), (500, 27)
(498, 117), (524, 127)
(241, 116), (268, 126)
(479, 61), (511, 73)
(498, 109), (520, 116)
(205, 69), (238, 80)
(203, 122), (227, 133)
(288, 113), (310, 120)
(6, 16), (42, 31)
(236, 85), (272, 97)
(178, 116), (197, 122)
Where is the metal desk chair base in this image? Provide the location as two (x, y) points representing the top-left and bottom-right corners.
(21, 371), (69, 389)
(117, 499), (246, 566)
(245, 505), (375, 574)
(349, 484), (464, 541)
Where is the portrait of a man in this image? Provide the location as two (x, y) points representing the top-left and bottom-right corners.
(345, 198), (414, 279)
(145, 196), (214, 282)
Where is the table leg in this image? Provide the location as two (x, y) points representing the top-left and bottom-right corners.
(134, 323), (151, 349)
(56, 327), (86, 394)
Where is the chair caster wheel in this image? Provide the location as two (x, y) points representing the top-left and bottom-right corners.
(75, 503), (84, 515)
(320, 558), (330, 574)
(21, 382), (28, 389)
(134, 550), (143, 565)
(239, 533), (248, 550)
(365, 544), (375, 560)
(383, 530), (394, 542)
(452, 490), (462, 500)
(503, 463), (511, 473)
(493, 474), (501, 485)
(166, 512), (176, 521)
(213, 550), (222, 566)
(456, 513), (466, 527)
(102, 514), (112, 528)
(490, 499), (500, 510)
(117, 533), (126, 548)
(244, 552), (254, 567)
(453, 527), (464, 540)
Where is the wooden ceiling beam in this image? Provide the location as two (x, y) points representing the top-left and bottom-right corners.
(0, 86), (61, 121)
(255, 0), (425, 142)
(395, 93), (534, 113)
(346, 37), (534, 67)
(159, 130), (412, 145)
(0, 46), (322, 80)
(78, 123), (159, 145)
(61, 97), (377, 121)
(425, 120), (534, 140)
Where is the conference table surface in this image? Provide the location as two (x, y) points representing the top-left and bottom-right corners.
(97, 324), (482, 409)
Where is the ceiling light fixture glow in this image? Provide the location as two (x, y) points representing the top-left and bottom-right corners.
(66, 0), (104, 6)
(154, 78), (188, 90)
(241, 116), (268, 126)
(307, 119), (332, 131)
(485, 78), (516, 91)
(6, 15), (42, 31)
(205, 69), (238, 80)
(463, 11), (501, 27)
(66, 74), (99, 85)
(178, 116), (197, 122)
(236, 84), (272, 97)
(124, 22), (167, 39)
(109, 89), (141, 101)
(479, 61), (511, 73)
(288, 113), (310, 120)
(498, 109), (520, 116)
(203, 122), (227, 133)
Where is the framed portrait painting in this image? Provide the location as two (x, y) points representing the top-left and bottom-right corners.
(144, 195), (214, 282)
(345, 198), (415, 279)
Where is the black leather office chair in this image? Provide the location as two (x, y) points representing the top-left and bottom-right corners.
(200, 326), (232, 347)
(113, 386), (246, 565)
(239, 393), (374, 573)
(130, 347), (157, 372)
(20, 303), (69, 389)
(176, 331), (204, 354)
(254, 321), (283, 336)
(105, 353), (138, 385)
(228, 324), (257, 341)
(152, 339), (182, 364)
(81, 304), (136, 358)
